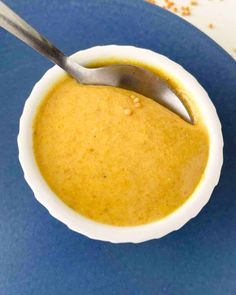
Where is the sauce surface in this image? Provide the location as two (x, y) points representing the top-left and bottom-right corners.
(33, 75), (209, 226)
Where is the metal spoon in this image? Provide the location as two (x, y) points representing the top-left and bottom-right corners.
(0, 0), (191, 122)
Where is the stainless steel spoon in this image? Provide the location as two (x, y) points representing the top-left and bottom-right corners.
(0, 0), (191, 122)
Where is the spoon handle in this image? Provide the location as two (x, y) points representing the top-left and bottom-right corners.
(0, 1), (84, 80)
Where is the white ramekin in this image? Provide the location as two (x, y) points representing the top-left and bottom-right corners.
(18, 45), (223, 243)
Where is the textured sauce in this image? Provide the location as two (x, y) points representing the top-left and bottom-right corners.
(33, 64), (209, 226)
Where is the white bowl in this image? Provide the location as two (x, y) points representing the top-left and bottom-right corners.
(18, 45), (223, 243)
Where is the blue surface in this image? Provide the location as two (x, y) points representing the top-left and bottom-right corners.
(0, 0), (236, 294)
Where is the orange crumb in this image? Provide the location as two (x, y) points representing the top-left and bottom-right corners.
(167, 2), (174, 8)
(145, 0), (156, 4)
(233, 48), (236, 52)
(182, 11), (191, 16)
(208, 23), (214, 29)
(144, 0), (196, 16)
(181, 6), (190, 11)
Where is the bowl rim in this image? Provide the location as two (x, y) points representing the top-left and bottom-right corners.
(17, 45), (223, 243)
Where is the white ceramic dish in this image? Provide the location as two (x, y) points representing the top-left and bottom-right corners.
(18, 45), (223, 243)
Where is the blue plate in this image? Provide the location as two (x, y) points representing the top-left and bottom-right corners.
(0, 1), (235, 294)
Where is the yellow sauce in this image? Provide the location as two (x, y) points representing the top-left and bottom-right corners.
(33, 68), (209, 226)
